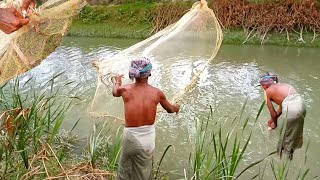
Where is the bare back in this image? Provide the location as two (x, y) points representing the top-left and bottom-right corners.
(121, 83), (161, 127)
(266, 83), (297, 105)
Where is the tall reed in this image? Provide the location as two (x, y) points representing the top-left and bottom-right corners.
(0, 76), (78, 177)
(87, 121), (123, 175)
(189, 102), (267, 179)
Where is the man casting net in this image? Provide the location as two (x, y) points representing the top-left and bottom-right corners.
(89, 0), (223, 120)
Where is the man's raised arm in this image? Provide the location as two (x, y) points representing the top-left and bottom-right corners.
(112, 74), (125, 97)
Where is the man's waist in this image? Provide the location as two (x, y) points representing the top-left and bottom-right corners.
(124, 124), (155, 134)
(125, 119), (155, 128)
(282, 94), (302, 105)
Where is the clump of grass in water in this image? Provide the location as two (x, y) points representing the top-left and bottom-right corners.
(189, 106), (253, 180)
(270, 159), (310, 180)
(88, 121), (108, 169)
(188, 101), (282, 180)
(88, 121), (123, 178)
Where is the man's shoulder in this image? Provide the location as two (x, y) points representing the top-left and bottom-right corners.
(272, 83), (293, 92)
(122, 84), (132, 88)
(151, 85), (163, 93)
(146, 85), (164, 97)
(118, 84), (132, 92)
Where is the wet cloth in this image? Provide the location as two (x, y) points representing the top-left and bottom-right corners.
(129, 57), (152, 80)
(277, 94), (306, 156)
(117, 125), (155, 180)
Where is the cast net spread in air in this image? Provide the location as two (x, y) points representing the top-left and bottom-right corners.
(89, 0), (223, 120)
(0, 0), (86, 84)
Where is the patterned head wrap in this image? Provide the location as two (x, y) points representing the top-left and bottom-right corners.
(129, 57), (152, 80)
(259, 73), (278, 85)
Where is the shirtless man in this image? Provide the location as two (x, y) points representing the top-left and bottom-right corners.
(259, 73), (306, 159)
(0, 0), (35, 34)
(112, 57), (180, 180)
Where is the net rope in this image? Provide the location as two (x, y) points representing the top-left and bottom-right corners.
(89, 0), (223, 120)
(0, 0), (86, 84)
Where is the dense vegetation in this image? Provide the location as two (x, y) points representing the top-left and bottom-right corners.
(214, 0), (320, 44)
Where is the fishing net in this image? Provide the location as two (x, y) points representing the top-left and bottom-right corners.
(89, 0), (223, 120)
(0, 0), (86, 84)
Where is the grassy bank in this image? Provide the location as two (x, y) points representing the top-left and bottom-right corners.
(0, 78), (122, 179)
(68, 3), (320, 48)
(69, 3), (154, 39)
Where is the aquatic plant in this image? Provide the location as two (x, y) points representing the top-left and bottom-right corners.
(189, 104), (257, 180)
(88, 121), (108, 168)
(0, 75), (83, 178)
(0, 76), (74, 170)
(88, 121), (123, 171)
(189, 101), (280, 180)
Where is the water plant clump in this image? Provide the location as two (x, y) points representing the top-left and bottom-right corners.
(0, 77), (121, 179)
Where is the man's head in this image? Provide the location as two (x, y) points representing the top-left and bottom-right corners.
(259, 72), (278, 90)
(129, 57), (152, 81)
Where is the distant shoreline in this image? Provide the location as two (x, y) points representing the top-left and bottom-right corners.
(68, 3), (320, 48)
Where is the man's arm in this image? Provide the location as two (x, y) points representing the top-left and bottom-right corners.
(265, 90), (278, 122)
(159, 91), (180, 113)
(276, 106), (282, 118)
(112, 84), (123, 97)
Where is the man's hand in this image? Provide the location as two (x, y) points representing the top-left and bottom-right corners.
(0, 8), (29, 34)
(173, 103), (180, 114)
(268, 118), (277, 129)
(159, 92), (181, 114)
(114, 74), (124, 85)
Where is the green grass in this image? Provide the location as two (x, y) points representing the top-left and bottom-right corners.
(69, 3), (154, 38)
(0, 77), (122, 179)
(69, 21), (151, 39)
(77, 3), (154, 24)
(0, 76), (76, 178)
(189, 105), (259, 180)
(223, 29), (320, 48)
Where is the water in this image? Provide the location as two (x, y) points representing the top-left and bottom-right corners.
(19, 36), (320, 179)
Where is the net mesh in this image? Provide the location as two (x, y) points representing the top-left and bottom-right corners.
(0, 0), (86, 83)
(89, 0), (223, 120)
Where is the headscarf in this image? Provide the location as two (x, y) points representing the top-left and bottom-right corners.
(259, 73), (278, 85)
(129, 57), (152, 80)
